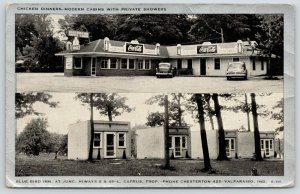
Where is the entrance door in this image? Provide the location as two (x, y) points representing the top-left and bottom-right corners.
(104, 132), (116, 158)
(91, 58), (96, 76)
(200, 58), (206, 75)
(174, 136), (182, 157)
(265, 140), (270, 157)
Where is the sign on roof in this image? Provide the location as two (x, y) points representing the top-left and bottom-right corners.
(68, 30), (89, 38)
(125, 43), (144, 53)
(197, 45), (217, 54)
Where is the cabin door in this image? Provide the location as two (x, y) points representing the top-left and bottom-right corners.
(174, 136), (182, 157)
(104, 132), (116, 158)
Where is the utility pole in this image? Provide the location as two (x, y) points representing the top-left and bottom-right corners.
(245, 93), (251, 132)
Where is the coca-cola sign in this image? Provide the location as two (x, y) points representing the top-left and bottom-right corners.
(126, 43), (144, 53)
(197, 45), (217, 54)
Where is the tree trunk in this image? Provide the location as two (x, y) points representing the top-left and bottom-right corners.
(204, 94), (215, 130)
(88, 93), (95, 162)
(108, 108), (113, 121)
(245, 94), (251, 132)
(212, 94), (228, 161)
(195, 94), (212, 171)
(164, 95), (170, 169)
(250, 93), (263, 161)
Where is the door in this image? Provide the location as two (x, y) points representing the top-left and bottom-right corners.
(265, 140), (270, 157)
(174, 136), (182, 157)
(200, 58), (206, 75)
(91, 57), (96, 76)
(104, 132), (116, 158)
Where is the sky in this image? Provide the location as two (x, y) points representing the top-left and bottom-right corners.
(16, 93), (283, 135)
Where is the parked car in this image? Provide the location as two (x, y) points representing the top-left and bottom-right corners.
(226, 62), (247, 80)
(156, 62), (175, 78)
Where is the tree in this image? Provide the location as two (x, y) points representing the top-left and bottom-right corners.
(164, 95), (170, 169)
(145, 93), (187, 127)
(212, 94), (228, 161)
(255, 15), (284, 77)
(250, 93), (263, 161)
(46, 133), (68, 159)
(16, 118), (51, 156)
(271, 98), (283, 125)
(193, 94), (212, 171)
(15, 92), (58, 119)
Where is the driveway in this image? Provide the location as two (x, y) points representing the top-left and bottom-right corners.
(16, 73), (283, 93)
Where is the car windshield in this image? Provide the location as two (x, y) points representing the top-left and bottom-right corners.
(228, 63), (245, 70)
(159, 63), (171, 68)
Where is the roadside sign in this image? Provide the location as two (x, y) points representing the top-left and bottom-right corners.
(68, 30), (89, 38)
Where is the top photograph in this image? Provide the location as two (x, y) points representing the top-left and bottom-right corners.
(15, 13), (283, 93)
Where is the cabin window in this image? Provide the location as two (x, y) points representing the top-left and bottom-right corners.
(110, 58), (118, 69)
(230, 138), (235, 150)
(233, 58), (239, 62)
(121, 59), (128, 69)
(101, 58), (109, 69)
(182, 136), (187, 149)
(128, 59), (135, 69)
(74, 57), (82, 69)
(261, 140), (264, 149)
(252, 59), (256, 70)
(214, 58), (221, 70)
(270, 139), (273, 149)
(168, 136), (173, 148)
(117, 132), (126, 148)
(93, 132), (102, 148)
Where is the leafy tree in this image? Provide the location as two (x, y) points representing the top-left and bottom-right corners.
(192, 94), (212, 171)
(250, 93), (263, 161)
(46, 133), (68, 159)
(271, 98), (283, 125)
(255, 15), (284, 77)
(212, 94), (228, 161)
(16, 118), (51, 156)
(145, 93), (187, 127)
(15, 92), (58, 119)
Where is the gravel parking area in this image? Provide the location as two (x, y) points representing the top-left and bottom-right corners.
(16, 73), (283, 93)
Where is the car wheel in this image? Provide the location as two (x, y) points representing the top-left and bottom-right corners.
(227, 77), (230, 80)
(244, 76), (247, 80)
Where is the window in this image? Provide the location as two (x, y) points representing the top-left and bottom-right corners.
(182, 136), (187, 149)
(118, 133), (126, 148)
(101, 58), (109, 69)
(233, 58), (239, 62)
(168, 136), (173, 148)
(214, 58), (220, 70)
(261, 60), (264, 70)
(93, 132), (102, 148)
(128, 59), (135, 69)
(261, 140), (264, 149)
(230, 138), (235, 150)
(270, 140), (273, 150)
(121, 59), (127, 69)
(110, 58), (118, 69)
(145, 60), (151, 70)
(252, 59), (256, 70)
(137, 59), (143, 69)
(74, 58), (82, 69)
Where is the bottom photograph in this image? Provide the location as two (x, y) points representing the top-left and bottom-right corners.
(15, 92), (284, 177)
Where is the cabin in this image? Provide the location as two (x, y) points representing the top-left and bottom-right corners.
(135, 126), (191, 159)
(68, 120), (131, 160)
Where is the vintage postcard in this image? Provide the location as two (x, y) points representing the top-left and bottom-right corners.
(6, 4), (294, 188)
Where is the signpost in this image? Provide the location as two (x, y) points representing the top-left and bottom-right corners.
(197, 45), (217, 54)
(125, 43), (144, 53)
(68, 30), (89, 38)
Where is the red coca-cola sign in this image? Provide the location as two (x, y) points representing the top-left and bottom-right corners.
(197, 45), (217, 54)
(126, 43), (144, 53)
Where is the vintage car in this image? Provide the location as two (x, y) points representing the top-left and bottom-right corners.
(226, 62), (248, 80)
(156, 62), (175, 78)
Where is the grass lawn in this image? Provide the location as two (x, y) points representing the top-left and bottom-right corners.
(15, 153), (284, 176)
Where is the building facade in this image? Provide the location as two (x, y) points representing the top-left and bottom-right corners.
(190, 129), (276, 160)
(135, 126), (192, 159)
(68, 120), (131, 160)
(56, 38), (269, 77)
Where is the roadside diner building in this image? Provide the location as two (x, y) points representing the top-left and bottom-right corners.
(55, 37), (268, 77)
